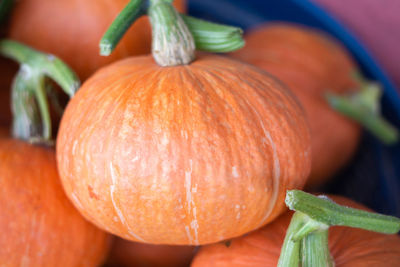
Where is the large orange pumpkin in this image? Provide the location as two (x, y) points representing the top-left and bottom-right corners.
(57, 54), (311, 245)
(107, 238), (197, 267)
(8, 0), (186, 81)
(232, 23), (362, 189)
(0, 138), (110, 266)
(192, 195), (400, 267)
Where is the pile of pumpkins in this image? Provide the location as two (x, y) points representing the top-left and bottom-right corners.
(1, 0), (399, 266)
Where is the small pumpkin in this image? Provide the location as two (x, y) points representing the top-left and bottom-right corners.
(0, 40), (111, 266)
(232, 23), (362, 189)
(8, 0), (186, 80)
(56, 2), (311, 245)
(107, 238), (197, 267)
(0, 139), (110, 266)
(192, 195), (400, 267)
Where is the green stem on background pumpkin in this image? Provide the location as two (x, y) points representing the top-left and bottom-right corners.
(11, 70), (42, 142)
(100, 0), (146, 56)
(0, 0), (13, 23)
(279, 190), (400, 267)
(0, 39), (80, 144)
(325, 80), (399, 145)
(99, 0), (244, 60)
(286, 190), (400, 234)
(301, 229), (333, 267)
(277, 212), (304, 267)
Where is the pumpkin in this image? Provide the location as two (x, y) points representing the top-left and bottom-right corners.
(0, 138), (110, 266)
(107, 238), (197, 267)
(192, 195), (400, 267)
(8, 0), (186, 81)
(56, 53), (311, 245)
(232, 23), (362, 189)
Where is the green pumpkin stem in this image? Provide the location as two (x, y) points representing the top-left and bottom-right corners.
(99, 0), (244, 66)
(279, 190), (400, 267)
(277, 212), (304, 267)
(325, 74), (399, 145)
(301, 229), (333, 267)
(0, 39), (80, 144)
(100, 0), (146, 56)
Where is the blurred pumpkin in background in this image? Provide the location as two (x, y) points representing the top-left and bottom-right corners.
(8, 0), (186, 81)
(232, 23), (362, 189)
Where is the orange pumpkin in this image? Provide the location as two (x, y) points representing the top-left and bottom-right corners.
(192, 195), (400, 267)
(232, 23), (362, 189)
(8, 0), (186, 81)
(56, 54), (311, 245)
(107, 238), (197, 267)
(0, 138), (110, 266)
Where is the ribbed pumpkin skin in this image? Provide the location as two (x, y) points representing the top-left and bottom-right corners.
(57, 54), (311, 245)
(232, 24), (361, 189)
(8, 0), (186, 81)
(192, 195), (400, 267)
(107, 238), (197, 267)
(0, 139), (110, 266)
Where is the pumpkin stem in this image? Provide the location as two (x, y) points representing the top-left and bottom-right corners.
(0, 39), (80, 144)
(325, 75), (398, 145)
(286, 190), (400, 234)
(148, 0), (195, 66)
(301, 228), (334, 267)
(99, 0), (244, 66)
(277, 212), (304, 267)
(100, 0), (146, 56)
(181, 15), (244, 53)
(279, 190), (400, 267)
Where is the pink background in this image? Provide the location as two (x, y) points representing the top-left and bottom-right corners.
(312, 0), (400, 90)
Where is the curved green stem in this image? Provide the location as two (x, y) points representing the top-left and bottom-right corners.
(280, 190), (400, 267)
(100, 0), (146, 56)
(99, 0), (244, 66)
(277, 212), (304, 267)
(181, 15), (244, 52)
(326, 80), (399, 145)
(0, 40), (79, 97)
(286, 190), (400, 234)
(0, 39), (80, 143)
